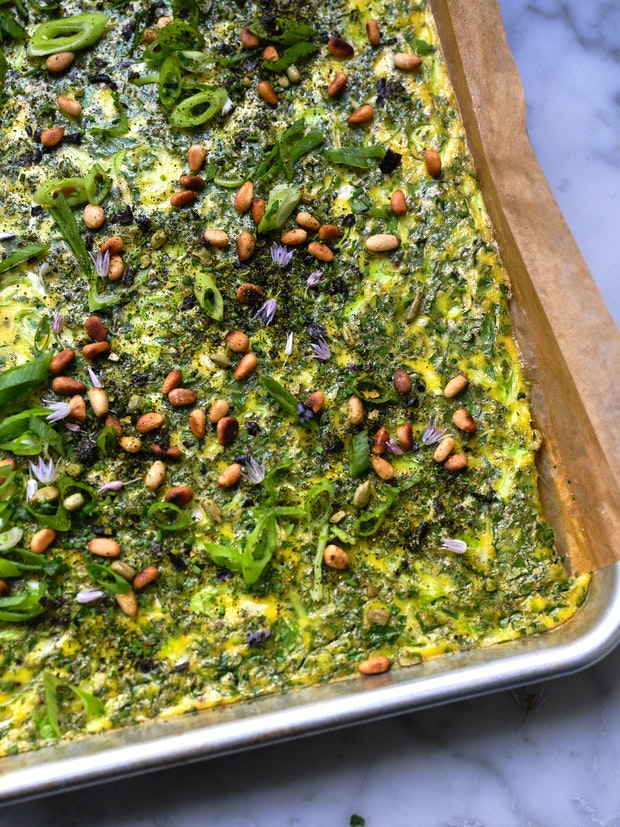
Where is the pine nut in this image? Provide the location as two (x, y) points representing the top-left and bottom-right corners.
(348, 395), (364, 425)
(49, 348), (75, 375)
(168, 388), (198, 407)
(433, 437), (455, 463)
(111, 560), (137, 580)
(162, 369), (183, 395)
(371, 427), (389, 455)
(327, 71), (348, 97)
(31, 485), (58, 503)
(397, 422), (413, 451)
(203, 228), (229, 248)
(156, 16), (172, 27)
(306, 391), (325, 413)
(444, 373), (468, 398)
(307, 241), (334, 262)
(179, 174), (205, 191)
(262, 45), (278, 61)
(296, 211), (320, 231)
(452, 408), (477, 432)
(393, 52), (422, 71)
(40, 127), (64, 147)
(237, 283), (265, 304)
(136, 412), (164, 433)
(234, 181), (254, 213)
(216, 416), (239, 446)
(371, 455), (394, 480)
(251, 198), (266, 225)
(120, 436), (142, 453)
(188, 144), (206, 172)
(164, 486), (194, 506)
(348, 104), (374, 125)
(30, 528), (56, 554)
(390, 190), (407, 216)
(425, 149), (442, 177)
(100, 236), (124, 256)
(88, 537), (121, 557)
(68, 394), (87, 423)
(365, 233), (400, 253)
(218, 462), (242, 488)
(234, 353), (258, 380)
(115, 591), (138, 617)
(143, 28), (157, 43)
(257, 81), (278, 105)
(318, 224), (340, 241)
(328, 37), (354, 58)
(237, 230), (256, 261)
(241, 27), (260, 48)
(189, 408), (207, 438)
(57, 95), (82, 118)
(226, 330), (250, 353)
(366, 18), (380, 46)
(358, 655), (391, 675)
(133, 566), (158, 590)
(85, 315), (108, 341)
(105, 414), (123, 436)
(393, 368), (412, 395)
(82, 203), (105, 229)
(0, 579), (9, 596)
(323, 544), (349, 570)
(353, 480), (372, 509)
(46, 52), (75, 72)
(63, 493), (85, 511)
(83, 341), (111, 359)
(209, 399), (230, 423)
(444, 453), (468, 472)
(107, 254), (124, 281)
(286, 64), (300, 83)
(88, 387), (109, 418)
(151, 444), (182, 460)
(145, 460), (166, 490)
(170, 190), (197, 208)
(52, 376), (86, 395)
(281, 228), (307, 245)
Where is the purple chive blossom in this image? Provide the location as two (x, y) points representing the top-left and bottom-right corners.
(422, 418), (449, 446)
(52, 311), (63, 334)
(97, 478), (140, 494)
(311, 339), (331, 361)
(245, 457), (265, 485)
(0, 231), (17, 241)
(306, 270), (322, 288)
(43, 399), (72, 422)
(64, 422), (81, 432)
(270, 242), (294, 269)
(29, 456), (58, 484)
(285, 332), (294, 355)
(90, 249), (110, 279)
(76, 588), (105, 604)
(88, 366), (102, 388)
(386, 438), (404, 456)
(252, 298), (277, 326)
(440, 538), (468, 554)
(26, 478), (38, 502)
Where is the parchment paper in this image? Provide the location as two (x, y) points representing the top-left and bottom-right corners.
(432, 0), (620, 573)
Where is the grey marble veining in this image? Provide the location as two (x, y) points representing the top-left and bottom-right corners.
(2, 2), (619, 824)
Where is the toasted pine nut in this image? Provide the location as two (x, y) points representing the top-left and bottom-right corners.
(133, 566), (158, 590)
(328, 37), (354, 58)
(203, 228), (229, 248)
(83, 341), (111, 359)
(0, 579), (9, 596)
(189, 408), (207, 438)
(31, 485), (58, 504)
(164, 486), (194, 506)
(234, 353), (258, 381)
(286, 64), (300, 83)
(57, 95), (82, 118)
(143, 27), (157, 43)
(162, 369), (183, 395)
(85, 315), (108, 341)
(348, 395), (364, 425)
(151, 444), (182, 460)
(452, 408), (477, 433)
(251, 198), (266, 225)
(218, 462), (242, 488)
(393, 368), (412, 395)
(348, 104), (374, 125)
(49, 348), (75, 375)
(30, 528), (56, 554)
(100, 236), (124, 256)
(366, 18), (380, 46)
(425, 149), (442, 177)
(433, 437), (455, 463)
(365, 233), (400, 253)
(390, 190), (407, 216)
(226, 330), (250, 353)
(307, 241), (334, 262)
(262, 45), (279, 61)
(179, 174), (205, 191)
(296, 211), (320, 231)
(88, 537), (121, 557)
(120, 436), (142, 453)
(358, 655), (391, 675)
(371, 455), (394, 480)
(68, 394), (87, 423)
(168, 388), (198, 407)
(318, 224), (340, 241)
(327, 71), (348, 97)
(0, 458), (16, 482)
(306, 391), (325, 413)
(236, 283), (265, 304)
(397, 422), (413, 451)
(46, 52), (75, 72)
(80, 204), (105, 230)
(241, 26), (260, 48)
(281, 228), (307, 245)
(444, 453), (468, 472)
(444, 373), (468, 398)
(63, 493), (85, 511)
(216, 416), (239, 446)
(237, 230), (256, 261)
(88, 387), (109, 418)
(156, 15), (172, 27)
(145, 460), (166, 491)
(136, 412), (164, 433)
(209, 399), (230, 423)
(188, 144), (206, 172)
(257, 81), (278, 105)
(107, 254), (124, 281)
(52, 376), (86, 395)
(371, 427), (389, 455)
(40, 127), (64, 148)
(394, 52), (422, 71)
(234, 181), (254, 213)
(111, 560), (136, 580)
(105, 414), (123, 436)
(115, 591), (138, 617)
(170, 190), (197, 208)
(324, 544), (349, 570)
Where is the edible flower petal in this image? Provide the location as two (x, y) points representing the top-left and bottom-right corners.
(252, 298), (277, 326)
(422, 418), (449, 446)
(29, 455), (58, 484)
(97, 478), (140, 493)
(386, 438), (403, 456)
(43, 399), (72, 422)
(440, 538), (468, 554)
(88, 366), (102, 388)
(245, 457), (265, 485)
(76, 588), (105, 604)
(311, 340), (331, 361)
(26, 478), (38, 502)
(270, 242), (294, 269)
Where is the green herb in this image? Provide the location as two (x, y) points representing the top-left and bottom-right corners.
(213, 175), (244, 188)
(0, 243), (49, 275)
(143, 19), (204, 68)
(355, 487), (399, 536)
(48, 191), (93, 274)
(349, 430), (371, 478)
(91, 93), (129, 139)
(194, 270), (224, 320)
(0, 407), (49, 445)
(0, 581), (47, 622)
(416, 39), (433, 55)
(42, 672), (104, 738)
(0, 49), (7, 101)
(263, 459), (293, 500)
(85, 562), (131, 594)
(168, 87), (228, 130)
(263, 41), (318, 73)
(350, 815), (366, 826)
(0, 352), (52, 408)
(257, 183), (301, 233)
(96, 426), (118, 457)
(27, 12), (108, 56)
(147, 501), (191, 531)
(0, 8), (28, 42)
(304, 479), (334, 525)
(0, 547), (50, 576)
(273, 22), (315, 47)
(260, 376), (299, 418)
(324, 145), (387, 169)
(172, 0), (200, 29)
(253, 119), (323, 183)
(28, 413), (64, 455)
(242, 513), (277, 585)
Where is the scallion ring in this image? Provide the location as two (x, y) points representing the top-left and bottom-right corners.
(27, 13), (108, 57)
(168, 87), (227, 130)
(147, 501), (191, 531)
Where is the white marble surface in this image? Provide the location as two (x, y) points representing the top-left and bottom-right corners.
(2, 1), (619, 824)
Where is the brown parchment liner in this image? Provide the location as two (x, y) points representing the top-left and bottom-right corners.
(430, 0), (620, 573)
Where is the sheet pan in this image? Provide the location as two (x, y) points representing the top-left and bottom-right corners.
(2, 0), (619, 803)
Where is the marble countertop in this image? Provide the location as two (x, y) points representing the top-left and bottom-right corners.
(2, 1), (619, 824)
